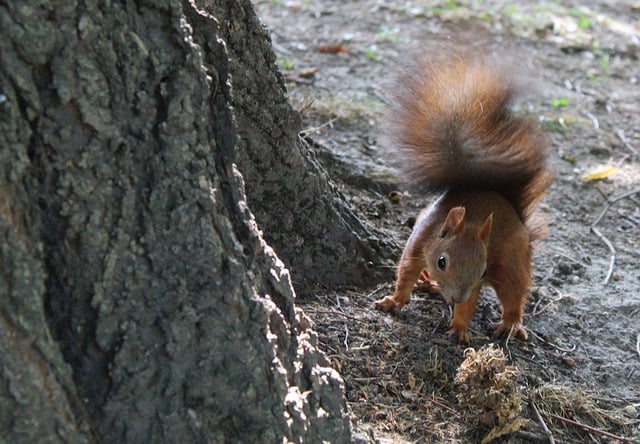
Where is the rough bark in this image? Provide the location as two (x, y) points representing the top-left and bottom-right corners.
(0, 0), (351, 442)
(201, 0), (394, 292)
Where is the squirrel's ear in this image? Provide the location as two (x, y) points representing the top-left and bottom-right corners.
(478, 213), (493, 245)
(440, 206), (465, 238)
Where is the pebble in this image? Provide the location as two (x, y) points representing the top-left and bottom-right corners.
(623, 404), (637, 418)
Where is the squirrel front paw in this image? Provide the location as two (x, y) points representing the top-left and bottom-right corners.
(446, 326), (471, 344)
(373, 296), (404, 313)
(493, 320), (528, 340)
(417, 270), (441, 294)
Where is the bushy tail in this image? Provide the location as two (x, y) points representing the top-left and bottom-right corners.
(386, 48), (553, 222)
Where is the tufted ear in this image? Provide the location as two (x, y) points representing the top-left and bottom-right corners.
(478, 213), (493, 246)
(439, 206), (465, 238)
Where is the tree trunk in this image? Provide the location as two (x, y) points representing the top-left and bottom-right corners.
(0, 0), (356, 442)
(203, 0), (393, 292)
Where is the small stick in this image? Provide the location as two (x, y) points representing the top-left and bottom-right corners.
(591, 188), (640, 285)
(543, 411), (633, 443)
(610, 188), (640, 204)
(531, 297), (545, 316)
(548, 247), (586, 266)
(531, 402), (556, 444)
(298, 118), (338, 138)
(365, 283), (390, 300)
(530, 286), (566, 317)
(591, 226), (616, 284)
(636, 332), (640, 359)
(591, 199), (615, 285)
(530, 330), (576, 353)
(343, 324), (349, 351)
(504, 323), (516, 349)
(615, 128), (638, 155)
(585, 112), (599, 130)
(416, 392), (461, 417)
(307, 309), (368, 324)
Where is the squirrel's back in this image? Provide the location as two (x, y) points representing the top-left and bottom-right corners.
(387, 48), (553, 223)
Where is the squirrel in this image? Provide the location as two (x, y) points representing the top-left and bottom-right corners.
(373, 48), (553, 343)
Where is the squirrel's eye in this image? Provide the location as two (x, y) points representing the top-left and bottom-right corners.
(437, 255), (447, 270)
(481, 268), (488, 279)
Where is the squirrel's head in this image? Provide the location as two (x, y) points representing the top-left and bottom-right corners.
(427, 206), (492, 304)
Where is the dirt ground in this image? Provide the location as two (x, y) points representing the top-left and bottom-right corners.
(253, 1), (639, 442)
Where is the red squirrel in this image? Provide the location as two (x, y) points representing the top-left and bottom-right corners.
(374, 49), (553, 343)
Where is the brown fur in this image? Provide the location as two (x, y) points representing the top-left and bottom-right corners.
(375, 48), (553, 342)
(387, 49), (553, 223)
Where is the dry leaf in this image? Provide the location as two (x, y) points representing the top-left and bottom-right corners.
(298, 67), (320, 78)
(581, 165), (618, 181)
(318, 44), (349, 54)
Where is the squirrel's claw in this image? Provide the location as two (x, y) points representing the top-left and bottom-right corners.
(373, 296), (404, 313)
(493, 320), (528, 340)
(416, 279), (441, 294)
(446, 326), (471, 344)
(416, 270), (442, 294)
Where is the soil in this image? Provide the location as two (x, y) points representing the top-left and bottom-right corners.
(253, 1), (639, 442)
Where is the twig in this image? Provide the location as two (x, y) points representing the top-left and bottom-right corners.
(591, 200), (615, 285)
(636, 332), (640, 359)
(543, 411), (633, 443)
(530, 330), (576, 353)
(548, 247), (588, 267)
(585, 112), (599, 130)
(531, 402), (556, 444)
(298, 118), (338, 138)
(530, 286), (566, 317)
(591, 188), (640, 285)
(343, 324), (349, 351)
(610, 188), (640, 205)
(615, 128), (638, 155)
(416, 392), (461, 417)
(307, 309), (368, 324)
(365, 283), (389, 300)
(593, 189), (640, 227)
(591, 226), (616, 284)
(504, 323), (516, 349)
